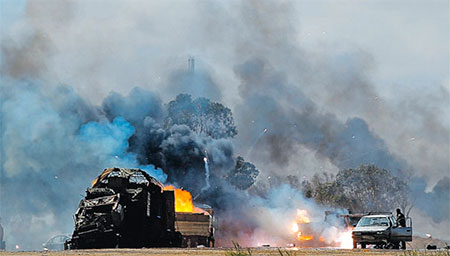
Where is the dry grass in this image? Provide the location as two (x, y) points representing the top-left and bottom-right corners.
(224, 241), (252, 256)
(0, 248), (448, 256)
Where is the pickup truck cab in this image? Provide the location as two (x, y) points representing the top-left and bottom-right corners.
(352, 214), (412, 249)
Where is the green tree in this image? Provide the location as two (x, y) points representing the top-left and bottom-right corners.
(165, 94), (237, 139)
(226, 156), (259, 190)
(304, 165), (409, 213)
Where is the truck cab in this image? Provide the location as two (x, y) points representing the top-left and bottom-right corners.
(352, 214), (412, 249)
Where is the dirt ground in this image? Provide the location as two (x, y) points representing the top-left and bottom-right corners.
(0, 248), (448, 256)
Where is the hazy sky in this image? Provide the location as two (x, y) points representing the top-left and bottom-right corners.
(1, 0), (448, 100)
(296, 0), (448, 84)
(1, 0), (448, 184)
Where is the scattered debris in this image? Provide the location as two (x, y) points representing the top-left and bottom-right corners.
(426, 245), (437, 250)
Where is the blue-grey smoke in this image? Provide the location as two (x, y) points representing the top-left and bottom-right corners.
(0, 79), (164, 250)
(79, 116), (166, 181)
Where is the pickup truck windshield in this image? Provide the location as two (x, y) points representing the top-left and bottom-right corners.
(357, 217), (389, 227)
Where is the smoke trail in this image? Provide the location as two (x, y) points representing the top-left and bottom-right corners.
(246, 128), (269, 158)
(201, 150), (211, 192)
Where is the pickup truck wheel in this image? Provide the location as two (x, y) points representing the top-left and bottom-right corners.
(361, 243), (366, 249)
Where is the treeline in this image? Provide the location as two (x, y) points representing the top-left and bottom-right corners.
(301, 165), (410, 214)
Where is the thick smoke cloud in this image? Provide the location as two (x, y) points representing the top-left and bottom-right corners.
(234, 58), (406, 174)
(410, 177), (450, 223)
(167, 68), (223, 101)
(100, 89), (236, 195)
(0, 79), (163, 249)
(102, 88), (165, 124)
(0, 0), (448, 249)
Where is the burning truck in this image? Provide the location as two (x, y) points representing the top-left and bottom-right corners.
(65, 168), (214, 249)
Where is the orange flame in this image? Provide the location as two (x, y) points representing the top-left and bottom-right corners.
(292, 209), (314, 242)
(164, 185), (204, 213)
(298, 235), (313, 241)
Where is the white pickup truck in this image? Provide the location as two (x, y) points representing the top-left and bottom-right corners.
(352, 214), (412, 249)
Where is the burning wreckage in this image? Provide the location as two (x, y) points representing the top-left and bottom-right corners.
(65, 168), (214, 249)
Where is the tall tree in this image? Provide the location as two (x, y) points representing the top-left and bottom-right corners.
(226, 156), (259, 190)
(165, 94), (237, 139)
(303, 165), (409, 213)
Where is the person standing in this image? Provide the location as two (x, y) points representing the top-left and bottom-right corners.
(207, 227), (215, 247)
(396, 208), (407, 249)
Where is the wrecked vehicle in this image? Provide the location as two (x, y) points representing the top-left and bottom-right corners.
(43, 234), (70, 251)
(352, 213), (412, 249)
(325, 210), (389, 229)
(65, 168), (182, 249)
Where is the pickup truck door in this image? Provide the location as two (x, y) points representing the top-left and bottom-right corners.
(391, 217), (412, 242)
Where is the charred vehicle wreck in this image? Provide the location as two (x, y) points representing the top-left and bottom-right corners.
(65, 168), (182, 249)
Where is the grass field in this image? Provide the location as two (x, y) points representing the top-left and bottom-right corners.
(0, 248), (449, 256)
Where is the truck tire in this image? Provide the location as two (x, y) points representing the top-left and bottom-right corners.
(361, 243), (366, 249)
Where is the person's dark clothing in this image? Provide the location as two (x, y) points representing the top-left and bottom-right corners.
(208, 236), (215, 247)
(396, 210), (407, 250)
(208, 228), (215, 247)
(397, 212), (406, 227)
(400, 241), (406, 250)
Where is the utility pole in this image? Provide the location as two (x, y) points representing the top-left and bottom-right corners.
(0, 86), (5, 250)
(0, 89), (4, 219)
(188, 56), (195, 72)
